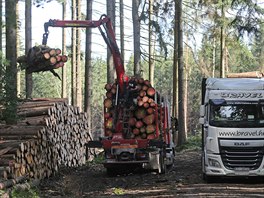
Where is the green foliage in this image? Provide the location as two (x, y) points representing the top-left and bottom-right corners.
(0, 53), (19, 123)
(176, 134), (202, 152)
(112, 187), (125, 195)
(91, 57), (108, 107)
(230, 0), (264, 37)
(251, 23), (264, 69)
(90, 153), (104, 164)
(33, 0), (54, 8)
(32, 72), (62, 98)
(11, 187), (39, 198)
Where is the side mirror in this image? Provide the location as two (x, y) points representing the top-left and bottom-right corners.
(200, 105), (205, 117)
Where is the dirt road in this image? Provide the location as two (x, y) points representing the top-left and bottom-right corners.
(39, 150), (264, 197)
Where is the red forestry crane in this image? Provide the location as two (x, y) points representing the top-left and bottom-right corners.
(42, 14), (126, 93)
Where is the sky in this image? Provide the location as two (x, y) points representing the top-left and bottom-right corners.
(26, 1), (135, 62)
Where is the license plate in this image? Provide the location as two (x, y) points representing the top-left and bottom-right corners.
(234, 167), (249, 175)
(235, 167), (250, 171)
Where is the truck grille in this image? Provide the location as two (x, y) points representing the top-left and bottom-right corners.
(220, 146), (264, 170)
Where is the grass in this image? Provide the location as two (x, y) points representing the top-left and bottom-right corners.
(176, 134), (202, 152)
(10, 186), (40, 198)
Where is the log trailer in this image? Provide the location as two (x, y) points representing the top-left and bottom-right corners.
(42, 14), (176, 174)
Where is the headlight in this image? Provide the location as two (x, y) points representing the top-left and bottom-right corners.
(208, 158), (221, 168)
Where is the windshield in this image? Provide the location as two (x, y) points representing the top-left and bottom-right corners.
(209, 101), (264, 127)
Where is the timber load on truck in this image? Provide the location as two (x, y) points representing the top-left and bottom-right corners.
(17, 14), (176, 174)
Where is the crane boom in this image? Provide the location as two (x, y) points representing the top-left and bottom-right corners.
(42, 14), (126, 93)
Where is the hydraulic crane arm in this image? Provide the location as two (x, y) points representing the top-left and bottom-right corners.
(42, 14), (126, 92)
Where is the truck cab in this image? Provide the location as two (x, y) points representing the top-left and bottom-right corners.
(200, 78), (264, 181)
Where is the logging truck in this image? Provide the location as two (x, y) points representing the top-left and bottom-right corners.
(41, 14), (176, 174)
(200, 74), (264, 181)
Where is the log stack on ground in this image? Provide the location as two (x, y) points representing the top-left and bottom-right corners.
(17, 45), (68, 74)
(0, 98), (90, 189)
(104, 76), (164, 140)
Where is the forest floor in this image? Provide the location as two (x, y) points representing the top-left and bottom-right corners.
(38, 149), (264, 198)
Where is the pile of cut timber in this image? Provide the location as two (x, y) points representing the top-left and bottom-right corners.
(0, 98), (90, 189)
(17, 45), (68, 74)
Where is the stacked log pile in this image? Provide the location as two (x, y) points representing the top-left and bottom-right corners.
(17, 45), (68, 74)
(0, 98), (89, 188)
(104, 77), (164, 140)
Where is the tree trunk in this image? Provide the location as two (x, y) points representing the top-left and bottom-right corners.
(76, 0), (82, 111)
(132, 0), (141, 77)
(0, 0), (2, 91)
(16, 3), (20, 97)
(220, 0), (226, 78)
(61, 1), (67, 98)
(176, 0), (187, 146)
(5, 0), (18, 124)
(119, 0), (125, 65)
(71, 0), (77, 106)
(173, 0), (178, 121)
(185, 38), (189, 135)
(107, 0), (115, 83)
(25, 0), (32, 99)
(148, 0), (154, 86)
(84, 0), (93, 135)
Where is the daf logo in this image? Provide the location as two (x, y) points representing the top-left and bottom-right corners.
(234, 142), (250, 146)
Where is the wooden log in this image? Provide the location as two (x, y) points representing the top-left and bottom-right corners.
(0, 147), (13, 156)
(29, 98), (69, 103)
(61, 55), (68, 62)
(49, 56), (57, 65)
(0, 126), (43, 136)
(0, 175), (27, 190)
(55, 48), (61, 55)
(227, 71), (263, 78)
(43, 52), (50, 60)
(49, 49), (56, 56)
(17, 116), (47, 126)
(17, 106), (50, 117)
(0, 135), (38, 140)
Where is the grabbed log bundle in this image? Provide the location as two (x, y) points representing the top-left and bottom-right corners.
(17, 45), (68, 74)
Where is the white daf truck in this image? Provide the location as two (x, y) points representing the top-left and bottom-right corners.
(199, 77), (264, 181)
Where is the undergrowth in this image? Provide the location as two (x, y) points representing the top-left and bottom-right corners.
(176, 134), (202, 152)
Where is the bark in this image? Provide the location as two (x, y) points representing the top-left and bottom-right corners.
(5, 0), (18, 124)
(132, 0), (141, 77)
(0, 0), (2, 91)
(107, 0), (115, 83)
(76, 0), (82, 111)
(220, 0), (226, 78)
(84, 0), (93, 135)
(176, 0), (187, 146)
(148, 0), (154, 86)
(71, 0), (77, 106)
(25, 0), (33, 98)
(173, 0), (178, 119)
(120, 0), (125, 64)
(16, 3), (20, 96)
(61, 1), (67, 98)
